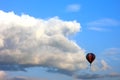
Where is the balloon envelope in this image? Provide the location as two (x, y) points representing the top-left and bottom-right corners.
(86, 53), (95, 64)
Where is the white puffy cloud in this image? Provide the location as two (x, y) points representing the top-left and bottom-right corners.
(0, 10), (118, 80)
(0, 10), (88, 72)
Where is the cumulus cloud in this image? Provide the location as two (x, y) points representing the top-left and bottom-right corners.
(0, 10), (89, 73)
(0, 10), (118, 80)
(66, 4), (81, 12)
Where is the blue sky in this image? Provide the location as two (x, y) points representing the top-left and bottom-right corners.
(0, 0), (120, 80)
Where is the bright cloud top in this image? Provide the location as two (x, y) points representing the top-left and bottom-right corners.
(0, 10), (89, 72)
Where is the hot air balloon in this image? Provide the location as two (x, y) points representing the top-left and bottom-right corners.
(86, 53), (95, 66)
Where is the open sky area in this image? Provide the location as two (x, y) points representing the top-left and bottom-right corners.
(0, 0), (120, 80)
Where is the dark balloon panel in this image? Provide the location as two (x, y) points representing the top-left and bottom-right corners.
(86, 53), (95, 64)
